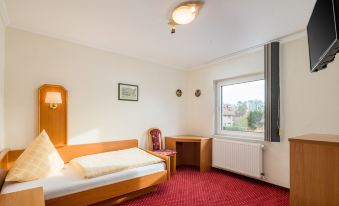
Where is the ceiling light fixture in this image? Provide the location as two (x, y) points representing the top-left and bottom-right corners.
(169, 1), (204, 34)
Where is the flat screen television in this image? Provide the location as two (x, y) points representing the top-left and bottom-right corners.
(307, 0), (339, 72)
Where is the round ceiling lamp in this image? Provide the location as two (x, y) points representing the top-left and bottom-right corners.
(169, 1), (204, 33)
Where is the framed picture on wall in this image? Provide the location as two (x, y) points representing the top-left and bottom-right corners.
(118, 83), (139, 101)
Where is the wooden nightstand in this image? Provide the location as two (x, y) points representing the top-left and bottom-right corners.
(0, 187), (45, 206)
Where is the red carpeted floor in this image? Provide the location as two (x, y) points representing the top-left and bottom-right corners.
(118, 166), (289, 206)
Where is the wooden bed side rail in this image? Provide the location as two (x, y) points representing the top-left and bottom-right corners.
(3, 139), (139, 168)
(0, 140), (170, 183)
(0, 149), (10, 189)
(0, 149), (9, 169)
(46, 171), (167, 206)
(144, 150), (170, 180)
(57, 139), (138, 163)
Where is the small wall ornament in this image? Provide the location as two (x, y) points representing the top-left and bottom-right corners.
(195, 89), (201, 97)
(176, 89), (182, 97)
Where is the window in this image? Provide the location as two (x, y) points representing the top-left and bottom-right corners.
(215, 74), (265, 140)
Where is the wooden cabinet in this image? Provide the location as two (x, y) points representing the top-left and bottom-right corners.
(289, 134), (339, 206)
(0, 187), (45, 206)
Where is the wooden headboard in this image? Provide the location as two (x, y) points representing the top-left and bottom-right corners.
(0, 139), (138, 189)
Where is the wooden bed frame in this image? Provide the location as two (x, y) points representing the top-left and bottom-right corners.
(0, 139), (170, 206)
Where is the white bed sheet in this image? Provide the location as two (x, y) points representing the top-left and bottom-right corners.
(1, 162), (165, 200)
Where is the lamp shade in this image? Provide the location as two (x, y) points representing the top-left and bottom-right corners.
(45, 92), (62, 104)
(171, 2), (203, 25)
(172, 5), (197, 25)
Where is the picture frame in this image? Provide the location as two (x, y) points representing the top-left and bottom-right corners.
(118, 83), (139, 101)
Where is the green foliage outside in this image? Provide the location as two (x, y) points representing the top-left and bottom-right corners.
(235, 101), (247, 116)
(247, 110), (264, 129)
(223, 99), (264, 132)
(223, 126), (244, 131)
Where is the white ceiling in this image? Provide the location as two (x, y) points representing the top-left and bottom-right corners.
(3, 0), (316, 70)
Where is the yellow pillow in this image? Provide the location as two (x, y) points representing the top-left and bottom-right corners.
(5, 130), (64, 182)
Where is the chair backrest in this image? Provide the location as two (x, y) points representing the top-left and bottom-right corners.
(147, 128), (163, 151)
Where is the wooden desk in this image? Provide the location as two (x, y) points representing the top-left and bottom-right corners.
(165, 136), (212, 172)
(0, 187), (45, 206)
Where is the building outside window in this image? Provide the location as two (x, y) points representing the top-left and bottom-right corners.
(215, 74), (265, 140)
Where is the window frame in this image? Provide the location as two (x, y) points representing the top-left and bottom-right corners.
(214, 73), (265, 141)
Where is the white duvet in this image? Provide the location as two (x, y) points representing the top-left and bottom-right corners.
(70, 147), (163, 178)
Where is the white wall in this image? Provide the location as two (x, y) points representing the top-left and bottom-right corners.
(186, 37), (339, 188)
(0, 15), (5, 149)
(186, 48), (265, 135)
(5, 28), (188, 149)
(4, 27), (339, 188)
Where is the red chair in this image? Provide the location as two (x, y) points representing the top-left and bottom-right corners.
(147, 128), (177, 174)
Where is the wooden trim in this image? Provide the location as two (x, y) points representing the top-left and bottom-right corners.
(57, 140), (138, 163)
(5, 150), (23, 169)
(165, 135), (210, 142)
(45, 171), (167, 206)
(4, 140), (139, 166)
(0, 149), (9, 189)
(289, 134), (339, 145)
(200, 138), (212, 172)
(91, 186), (156, 206)
(144, 149), (170, 180)
(0, 187), (45, 206)
(0, 149), (9, 163)
(38, 84), (68, 147)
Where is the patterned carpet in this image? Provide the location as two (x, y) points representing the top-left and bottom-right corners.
(118, 166), (289, 206)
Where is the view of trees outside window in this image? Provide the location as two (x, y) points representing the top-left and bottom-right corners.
(221, 80), (265, 133)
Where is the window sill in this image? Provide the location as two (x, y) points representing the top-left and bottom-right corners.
(212, 134), (265, 144)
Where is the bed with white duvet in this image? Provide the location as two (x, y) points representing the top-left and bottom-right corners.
(1, 147), (166, 200)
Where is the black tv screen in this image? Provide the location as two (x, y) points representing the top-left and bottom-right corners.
(307, 0), (338, 72)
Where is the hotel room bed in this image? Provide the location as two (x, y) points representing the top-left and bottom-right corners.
(0, 139), (170, 206)
(1, 162), (166, 200)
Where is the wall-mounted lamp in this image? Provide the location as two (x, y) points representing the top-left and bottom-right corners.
(45, 92), (62, 110)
